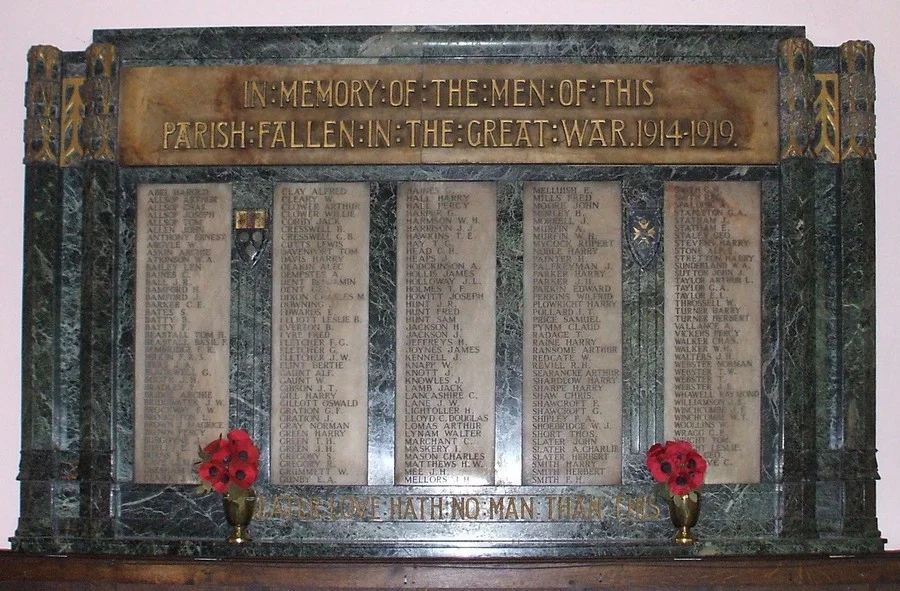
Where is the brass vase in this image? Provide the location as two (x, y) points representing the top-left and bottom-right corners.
(667, 493), (700, 544)
(223, 489), (257, 544)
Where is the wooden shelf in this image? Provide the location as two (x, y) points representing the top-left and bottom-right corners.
(2, 551), (900, 590)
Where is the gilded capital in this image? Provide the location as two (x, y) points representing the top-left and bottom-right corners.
(778, 38), (815, 160)
(24, 45), (62, 164)
(840, 40), (875, 160)
(81, 43), (118, 163)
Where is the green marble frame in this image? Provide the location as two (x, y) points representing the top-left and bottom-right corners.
(15, 25), (880, 557)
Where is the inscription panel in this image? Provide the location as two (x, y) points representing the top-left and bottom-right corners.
(271, 183), (370, 485)
(119, 63), (778, 166)
(523, 182), (623, 486)
(664, 181), (761, 484)
(396, 182), (496, 486)
(134, 183), (232, 484)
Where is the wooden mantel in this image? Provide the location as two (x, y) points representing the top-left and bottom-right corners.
(2, 551), (900, 590)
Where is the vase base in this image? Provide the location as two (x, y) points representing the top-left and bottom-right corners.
(673, 526), (695, 545)
(228, 525), (252, 544)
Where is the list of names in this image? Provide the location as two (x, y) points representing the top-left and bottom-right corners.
(272, 182), (370, 485)
(396, 182), (496, 486)
(134, 183), (232, 484)
(664, 181), (761, 484)
(523, 182), (623, 486)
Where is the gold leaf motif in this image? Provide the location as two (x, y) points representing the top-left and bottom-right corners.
(813, 73), (840, 163)
(61, 77), (85, 167)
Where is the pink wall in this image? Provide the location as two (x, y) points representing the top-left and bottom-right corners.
(2, 0), (897, 550)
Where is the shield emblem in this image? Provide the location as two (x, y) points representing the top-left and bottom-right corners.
(627, 208), (661, 270)
(234, 209), (268, 268)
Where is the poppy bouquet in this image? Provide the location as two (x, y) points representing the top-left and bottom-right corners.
(196, 429), (260, 500)
(646, 440), (707, 505)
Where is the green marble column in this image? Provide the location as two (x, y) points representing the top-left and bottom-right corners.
(811, 48), (844, 537)
(777, 37), (817, 539)
(78, 43), (119, 541)
(18, 45), (65, 544)
(837, 40), (878, 539)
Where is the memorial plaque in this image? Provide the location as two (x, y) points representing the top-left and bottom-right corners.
(271, 183), (370, 485)
(16, 26), (882, 558)
(523, 182), (623, 486)
(396, 182), (496, 485)
(664, 181), (761, 484)
(134, 183), (232, 484)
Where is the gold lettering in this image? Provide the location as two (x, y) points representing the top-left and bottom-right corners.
(491, 79), (509, 107)
(515, 120), (532, 147)
(368, 120), (390, 147)
(305, 121), (320, 148)
(289, 121), (303, 147)
(323, 120), (337, 147)
(611, 119), (626, 146)
(646, 495), (661, 519)
(390, 79), (415, 107)
(173, 122), (190, 149)
(529, 79), (546, 107)
(193, 122), (208, 149)
(316, 80), (332, 106)
(214, 122), (230, 148)
(244, 80), (266, 109)
(430, 79), (445, 106)
(405, 119), (420, 147)
(447, 79), (462, 106)
(349, 79), (363, 107)
(163, 122), (176, 149)
(513, 79), (527, 106)
(642, 79), (655, 106)
(160, 71), (750, 157)
(339, 120), (354, 147)
(363, 79), (379, 107)
(618, 79), (633, 106)
(280, 81), (298, 108)
(230, 121), (246, 148)
(251, 494), (671, 523)
(257, 120), (271, 147)
(271, 121), (287, 148)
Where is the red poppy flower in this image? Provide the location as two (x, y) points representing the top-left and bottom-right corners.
(646, 440), (707, 494)
(229, 460), (258, 489)
(227, 429), (252, 445)
(197, 460), (226, 485)
(202, 436), (228, 457)
(646, 443), (673, 482)
(232, 438), (260, 466)
(684, 466), (705, 490)
(208, 444), (232, 465)
(664, 440), (693, 464)
(211, 472), (231, 493)
(197, 429), (260, 497)
(667, 468), (696, 496)
(685, 449), (708, 479)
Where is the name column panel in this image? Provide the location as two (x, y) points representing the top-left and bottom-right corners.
(134, 183), (232, 483)
(523, 182), (623, 486)
(271, 183), (370, 485)
(396, 182), (497, 486)
(664, 181), (762, 484)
